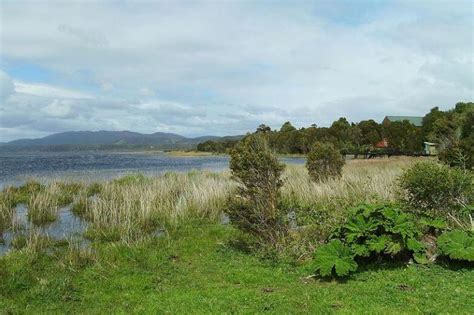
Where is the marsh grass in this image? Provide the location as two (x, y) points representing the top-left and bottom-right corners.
(11, 228), (52, 258)
(282, 157), (417, 223)
(0, 188), (16, 232)
(0, 181), (45, 231)
(2, 158), (421, 251)
(74, 172), (235, 243)
(27, 185), (61, 225)
(25, 181), (87, 226)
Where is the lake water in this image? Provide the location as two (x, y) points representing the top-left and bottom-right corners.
(0, 150), (304, 255)
(0, 151), (304, 188)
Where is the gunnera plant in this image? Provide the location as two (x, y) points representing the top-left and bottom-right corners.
(227, 133), (287, 245)
(306, 142), (345, 182)
(313, 204), (427, 277)
(437, 230), (474, 262)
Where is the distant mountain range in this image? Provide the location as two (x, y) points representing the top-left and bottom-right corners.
(0, 130), (242, 150)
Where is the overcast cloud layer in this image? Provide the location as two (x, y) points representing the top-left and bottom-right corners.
(0, 0), (472, 141)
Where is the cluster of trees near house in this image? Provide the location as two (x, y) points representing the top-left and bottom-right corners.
(197, 102), (473, 166)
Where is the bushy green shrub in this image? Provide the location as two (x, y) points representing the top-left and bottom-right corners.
(438, 145), (470, 169)
(398, 160), (473, 217)
(227, 133), (286, 244)
(313, 204), (427, 277)
(306, 142), (345, 182)
(437, 230), (474, 262)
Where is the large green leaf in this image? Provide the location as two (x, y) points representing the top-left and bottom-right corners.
(382, 208), (418, 239)
(344, 215), (379, 243)
(313, 240), (358, 277)
(437, 230), (474, 261)
(406, 238), (425, 253)
(367, 235), (391, 253)
(420, 217), (447, 230)
(351, 243), (370, 257)
(384, 240), (402, 256)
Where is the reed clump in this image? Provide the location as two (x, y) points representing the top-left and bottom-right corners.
(11, 228), (53, 259)
(0, 187), (17, 232)
(27, 184), (60, 225)
(0, 181), (45, 230)
(75, 172), (235, 243)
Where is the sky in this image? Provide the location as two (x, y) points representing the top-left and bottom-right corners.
(0, 0), (473, 142)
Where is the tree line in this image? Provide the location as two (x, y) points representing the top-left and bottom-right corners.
(197, 102), (473, 166)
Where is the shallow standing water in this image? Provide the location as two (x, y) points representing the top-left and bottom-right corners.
(0, 204), (88, 256)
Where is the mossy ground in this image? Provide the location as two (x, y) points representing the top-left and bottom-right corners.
(1, 224), (473, 314)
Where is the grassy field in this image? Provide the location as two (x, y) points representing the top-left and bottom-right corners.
(1, 224), (473, 314)
(1, 157), (473, 313)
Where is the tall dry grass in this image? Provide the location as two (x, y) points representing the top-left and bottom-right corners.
(27, 184), (61, 225)
(0, 187), (17, 232)
(75, 171), (235, 243)
(283, 157), (417, 205)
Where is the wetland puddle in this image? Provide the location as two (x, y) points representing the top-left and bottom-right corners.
(0, 204), (89, 255)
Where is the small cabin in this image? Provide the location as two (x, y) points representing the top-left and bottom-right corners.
(423, 142), (438, 156)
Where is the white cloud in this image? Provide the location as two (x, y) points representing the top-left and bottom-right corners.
(0, 1), (472, 141)
(0, 71), (15, 101)
(42, 99), (72, 118)
(13, 81), (94, 99)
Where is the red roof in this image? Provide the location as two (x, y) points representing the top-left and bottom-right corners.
(375, 138), (388, 148)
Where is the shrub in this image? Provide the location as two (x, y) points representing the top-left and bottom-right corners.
(438, 145), (470, 169)
(398, 160), (473, 218)
(227, 133), (286, 244)
(306, 142), (345, 182)
(437, 230), (474, 262)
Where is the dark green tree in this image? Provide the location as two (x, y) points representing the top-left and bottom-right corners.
(280, 121), (297, 133)
(383, 121), (422, 152)
(358, 119), (382, 146)
(256, 124), (271, 133)
(228, 133), (287, 244)
(306, 142), (345, 182)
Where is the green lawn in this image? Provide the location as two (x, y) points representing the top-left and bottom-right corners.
(1, 224), (473, 314)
